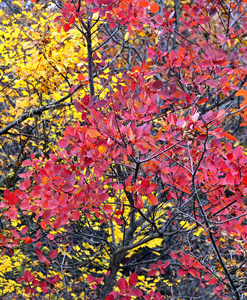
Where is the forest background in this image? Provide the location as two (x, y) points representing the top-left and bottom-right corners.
(0, 0), (247, 299)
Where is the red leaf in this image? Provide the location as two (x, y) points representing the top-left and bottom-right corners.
(71, 211), (81, 221)
(129, 273), (138, 287)
(21, 226), (28, 235)
(62, 183), (74, 192)
(39, 281), (48, 293)
(8, 207), (18, 220)
(47, 233), (54, 240)
(188, 269), (199, 277)
(198, 98), (208, 104)
(149, 263), (157, 269)
(148, 269), (158, 276)
(53, 217), (62, 230)
(134, 198), (143, 209)
(154, 14), (163, 25)
(105, 271), (111, 277)
(87, 275), (95, 283)
(33, 174), (41, 184)
(192, 5), (201, 15)
(110, 23), (116, 29)
(127, 144), (132, 156)
(243, 175), (247, 185)
(25, 287), (31, 294)
(170, 251), (178, 259)
(49, 249), (58, 259)
(184, 4), (190, 12)
(96, 277), (104, 284)
(114, 217), (124, 225)
(105, 296), (114, 300)
(203, 273), (211, 281)
(31, 185), (44, 198)
(153, 80), (163, 89)
(90, 7), (99, 13)
(17, 277), (23, 283)
(146, 183), (157, 194)
(69, 15), (75, 25)
(35, 249), (46, 262)
(130, 289), (143, 297)
(117, 278), (128, 290)
(22, 160), (32, 166)
(24, 270), (32, 282)
(208, 278), (218, 285)
(7, 192), (19, 205)
(177, 269), (187, 277)
(60, 212), (70, 225)
(58, 139), (70, 148)
(69, 85), (77, 93)
(43, 210), (53, 221)
(103, 204), (113, 213)
(32, 279), (39, 287)
(162, 261), (170, 269)
(63, 23), (70, 32)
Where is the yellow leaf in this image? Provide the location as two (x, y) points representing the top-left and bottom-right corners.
(98, 145), (107, 154)
(194, 228), (204, 237)
(112, 76), (118, 83)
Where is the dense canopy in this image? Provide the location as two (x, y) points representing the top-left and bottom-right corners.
(1, 0), (247, 299)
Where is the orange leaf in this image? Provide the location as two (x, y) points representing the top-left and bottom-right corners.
(87, 129), (101, 138)
(42, 176), (50, 185)
(235, 89), (247, 97)
(148, 193), (158, 205)
(173, 91), (183, 98)
(140, 0), (149, 7)
(78, 73), (85, 81)
(24, 237), (32, 244)
(126, 185), (139, 193)
(150, 3), (159, 13)
(40, 221), (47, 230)
(224, 132), (237, 141)
(156, 128), (163, 140)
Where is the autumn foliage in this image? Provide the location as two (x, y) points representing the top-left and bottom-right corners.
(1, 0), (247, 299)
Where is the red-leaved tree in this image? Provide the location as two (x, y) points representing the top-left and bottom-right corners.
(1, 0), (247, 299)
